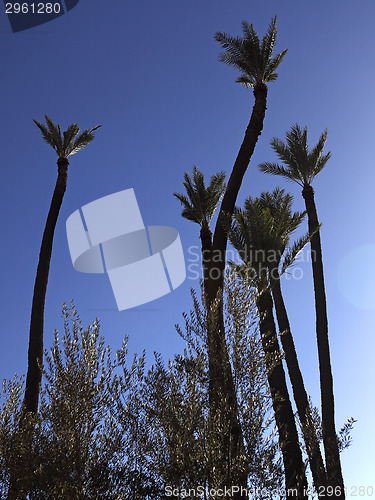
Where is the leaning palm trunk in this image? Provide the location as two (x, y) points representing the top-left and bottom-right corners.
(8, 159), (69, 500)
(302, 185), (344, 495)
(206, 83), (268, 396)
(205, 84), (268, 491)
(256, 286), (308, 498)
(24, 158), (69, 414)
(271, 275), (327, 493)
(209, 83), (268, 297)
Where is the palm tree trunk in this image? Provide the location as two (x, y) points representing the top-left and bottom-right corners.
(200, 225), (213, 310)
(203, 83), (268, 494)
(256, 286), (308, 498)
(24, 157), (69, 414)
(209, 83), (268, 299)
(200, 226), (247, 494)
(302, 184), (345, 498)
(8, 158), (69, 500)
(271, 275), (327, 493)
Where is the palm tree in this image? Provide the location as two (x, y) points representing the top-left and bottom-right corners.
(174, 168), (248, 491)
(205, 21), (287, 482)
(255, 189), (327, 492)
(174, 166), (225, 293)
(24, 116), (101, 415)
(209, 15), (287, 305)
(258, 125), (345, 496)
(229, 192), (308, 497)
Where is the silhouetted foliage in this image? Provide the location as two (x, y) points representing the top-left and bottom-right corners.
(0, 274), (285, 498)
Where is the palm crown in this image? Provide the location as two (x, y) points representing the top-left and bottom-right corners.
(33, 115), (102, 159)
(214, 15), (288, 87)
(229, 188), (308, 283)
(174, 166), (226, 229)
(256, 188), (306, 247)
(258, 124), (331, 187)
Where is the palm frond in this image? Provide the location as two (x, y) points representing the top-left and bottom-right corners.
(184, 167), (206, 221)
(257, 188), (305, 243)
(286, 210), (307, 234)
(229, 208), (252, 261)
(285, 124), (309, 170)
(206, 170), (226, 220)
(312, 152), (331, 181)
(33, 119), (58, 153)
(215, 33), (244, 65)
(260, 16), (277, 63)
(306, 128), (331, 182)
(173, 192), (200, 224)
(280, 224), (322, 276)
(90, 125), (102, 133)
(68, 129), (97, 156)
(63, 124), (80, 155)
(263, 49), (288, 81)
(307, 128), (328, 167)
(241, 20), (260, 51)
(258, 161), (303, 186)
(44, 115), (63, 154)
(271, 136), (303, 176)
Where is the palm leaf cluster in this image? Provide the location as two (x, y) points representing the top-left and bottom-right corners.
(259, 124), (331, 186)
(33, 114), (101, 159)
(214, 16), (288, 87)
(173, 166), (226, 228)
(229, 188), (308, 285)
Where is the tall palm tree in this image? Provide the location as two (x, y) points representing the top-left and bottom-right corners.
(229, 192), (308, 497)
(255, 189), (327, 492)
(25, 116), (101, 415)
(209, 15), (287, 305)
(258, 125), (345, 496)
(174, 168), (248, 491)
(207, 21), (287, 484)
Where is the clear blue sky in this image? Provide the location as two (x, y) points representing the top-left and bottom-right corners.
(1, 0), (374, 494)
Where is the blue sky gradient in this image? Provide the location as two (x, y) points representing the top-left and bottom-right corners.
(1, 0), (374, 493)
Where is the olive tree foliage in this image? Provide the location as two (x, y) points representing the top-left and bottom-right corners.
(0, 304), (159, 500)
(0, 274), (283, 499)
(170, 272), (284, 493)
(223, 276), (283, 490)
